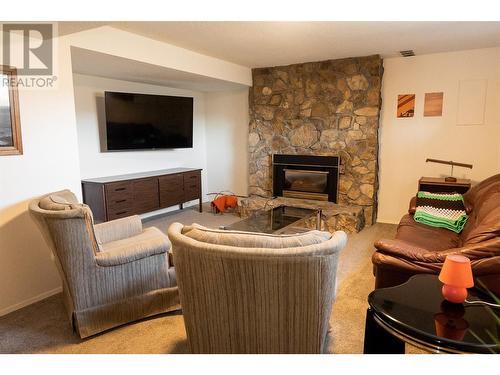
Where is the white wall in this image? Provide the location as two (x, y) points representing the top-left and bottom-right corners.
(377, 47), (500, 224)
(73, 74), (209, 207)
(205, 90), (249, 197)
(0, 36), (81, 315)
(0, 26), (251, 316)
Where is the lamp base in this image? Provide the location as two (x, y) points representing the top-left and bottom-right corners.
(442, 284), (467, 303)
(445, 176), (457, 182)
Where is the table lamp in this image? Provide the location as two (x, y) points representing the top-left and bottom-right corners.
(425, 158), (473, 182)
(438, 255), (474, 303)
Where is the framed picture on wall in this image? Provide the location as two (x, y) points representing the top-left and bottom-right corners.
(0, 65), (23, 156)
(424, 92), (444, 117)
(397, 94), (415, 118)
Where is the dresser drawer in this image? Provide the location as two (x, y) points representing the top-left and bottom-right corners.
(159, 174), (183, 190)
(184, 171), (201, 184)
(133, 178), (159, 214)
(105, 181), (133, 200)
(159, 174), (184, 207)
(184, 172), (201, 201)
(107, 208), (134, 221)
(106, 197), (133, 213)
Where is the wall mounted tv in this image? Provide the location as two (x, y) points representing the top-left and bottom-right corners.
(104, 91), (193, 151)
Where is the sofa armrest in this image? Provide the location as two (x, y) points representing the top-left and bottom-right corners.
(374, 239), (430, 262)
(95, 227), (169, 267)
(94, 215), (142, 245)
(375, 237), (500, 264)
(408, 196), (416, 215)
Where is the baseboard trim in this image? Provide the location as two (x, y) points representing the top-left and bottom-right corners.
(375, 219), (400, 225)
(0, 286), (62, 317)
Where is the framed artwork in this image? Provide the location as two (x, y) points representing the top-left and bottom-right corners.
(424, 92), (444, 117)
(397, 94), (415, 118)
(0, 65), (23, 156)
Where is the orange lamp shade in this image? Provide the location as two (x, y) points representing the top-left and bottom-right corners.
(438, 255), (474, 303)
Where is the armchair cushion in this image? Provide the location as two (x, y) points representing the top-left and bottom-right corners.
(96, 227), (169, 267)
(94, 215), (143, 249)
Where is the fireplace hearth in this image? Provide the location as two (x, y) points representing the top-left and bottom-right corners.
(272, 154), (340, 203)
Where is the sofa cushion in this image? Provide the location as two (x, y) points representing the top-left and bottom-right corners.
(395, 214), (460, 251)
(182, 223), (332, 249)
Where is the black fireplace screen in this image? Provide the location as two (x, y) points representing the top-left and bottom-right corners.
(273, 154), (340, 203)
(284, 169), (328, 194)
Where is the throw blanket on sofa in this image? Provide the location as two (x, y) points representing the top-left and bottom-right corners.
(414, 191), (468, 233)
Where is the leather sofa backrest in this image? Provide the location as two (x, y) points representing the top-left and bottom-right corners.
(461, 175), (500, 246)
(463, 173), (500, 212)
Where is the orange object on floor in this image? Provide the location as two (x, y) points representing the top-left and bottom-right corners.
(225, 195), (237, 209)
(211, 196), (227, 213)
(211, 195), (238, 214)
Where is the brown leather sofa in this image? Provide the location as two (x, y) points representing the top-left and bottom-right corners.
(373, 173), (500, 295)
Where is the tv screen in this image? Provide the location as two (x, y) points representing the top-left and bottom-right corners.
(104, 91), (193, 150)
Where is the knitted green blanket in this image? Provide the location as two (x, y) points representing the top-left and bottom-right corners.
(414, 191), (468, 233)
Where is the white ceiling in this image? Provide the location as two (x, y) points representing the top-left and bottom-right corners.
(59, 21), (500, 68)
(70, 47), (247, 91)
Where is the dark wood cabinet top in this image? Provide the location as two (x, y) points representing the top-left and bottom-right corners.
(419, 177), (471, 187)
(82, 168), (202, 184)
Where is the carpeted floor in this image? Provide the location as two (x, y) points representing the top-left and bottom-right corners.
(0, 204), (414, 354)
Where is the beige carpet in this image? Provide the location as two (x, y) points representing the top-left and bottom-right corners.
(0, 204), (405, 354)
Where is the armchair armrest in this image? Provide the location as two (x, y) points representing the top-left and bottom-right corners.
(95, 227), (170, 267)
(94, 215), (142, 245)
(408, 196), (416, 215)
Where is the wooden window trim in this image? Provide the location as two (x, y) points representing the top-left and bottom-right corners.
(0, 65), (23, 156)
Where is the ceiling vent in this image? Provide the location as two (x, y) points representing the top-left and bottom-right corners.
(400, 50), (415, 57)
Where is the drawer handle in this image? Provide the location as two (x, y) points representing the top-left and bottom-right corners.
(115, 211), (128, 215)
(115, 199), (127, 203)
(115, 187), (126, 191)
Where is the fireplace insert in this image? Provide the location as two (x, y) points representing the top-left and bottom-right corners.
(272, 154), (340, 203)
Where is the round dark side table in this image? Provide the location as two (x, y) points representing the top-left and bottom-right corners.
(363, 274), (499, 354)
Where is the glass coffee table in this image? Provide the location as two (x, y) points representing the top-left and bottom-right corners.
(221, 205), (322, 234)
(363, 274), (499, 354)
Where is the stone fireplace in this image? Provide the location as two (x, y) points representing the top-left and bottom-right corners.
(248, 55), (383, 225)
(272, 154), (339, 202)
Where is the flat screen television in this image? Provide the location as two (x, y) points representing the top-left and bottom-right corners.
(104, 91), (193, 150)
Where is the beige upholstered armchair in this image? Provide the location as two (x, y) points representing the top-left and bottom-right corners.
(29, 190), (179, 338)
(168, 223), (347, 354)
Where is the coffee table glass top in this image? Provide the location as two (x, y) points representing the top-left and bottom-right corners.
(222, 205), (320, 234)
(368, 274), (499, 353)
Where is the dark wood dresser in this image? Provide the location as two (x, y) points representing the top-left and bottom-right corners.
(82, 168), (202, 223)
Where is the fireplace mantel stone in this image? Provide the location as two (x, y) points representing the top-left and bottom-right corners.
(238, 196), (365, 233)
(248, 55), (383, 225)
